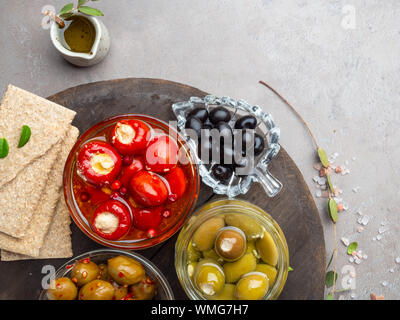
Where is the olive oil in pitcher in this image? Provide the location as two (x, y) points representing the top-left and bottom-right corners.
(59, 15), (96, 53)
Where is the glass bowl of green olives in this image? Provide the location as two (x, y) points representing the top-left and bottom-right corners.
(172, 95), (282, 198)
(39, 249), (174, 300)
(175, 199), (289, 300)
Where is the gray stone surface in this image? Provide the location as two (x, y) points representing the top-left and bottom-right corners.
(0, 0), (399, 299)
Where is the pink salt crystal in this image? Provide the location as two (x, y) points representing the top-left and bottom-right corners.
(319, 167), (326, 177)
(335, 166), (343, 173)
(351, 251), (357, 256)
(357, 226), (364, 233)
(337, 203), (344, 212)
(313, 163), (322, 171)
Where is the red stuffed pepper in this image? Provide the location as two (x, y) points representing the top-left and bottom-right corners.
(91, 200), (132, 240)
(77, 141), (122, 186)
(144, 135), (179, 173)
(111, 120), (151, 155)
(129, 171), (168, 207)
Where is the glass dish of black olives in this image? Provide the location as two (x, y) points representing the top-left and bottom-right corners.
(172, 95), (282, 198)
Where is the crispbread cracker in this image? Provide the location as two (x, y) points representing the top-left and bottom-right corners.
(0, 127), (79, 254)
(0, 141), (62, 238)
(0, 84), (76, 188)
(1, 197), (73, 261)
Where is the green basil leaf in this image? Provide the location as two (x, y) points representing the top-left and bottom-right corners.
(326, 174), (335, 194)
(18, 125), (31, 148)
(328, 198), (338, 223)
(326, 251), (334, 269)
(59, 3), (74, 15)
(78, 6), (104, 16)
(325, 271), (337, 288)
(347, 242), (358, 255)
(0, 138), (9, 158)
(288, 266), (294, 272)
(326, 294), (334, 300)
(318, 147), (329, 168)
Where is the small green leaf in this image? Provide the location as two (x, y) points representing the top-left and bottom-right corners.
(0, 138), (9, 158)
(78, 6), (104, 16)
(78, 0), (87, 7)
(326, 174), (335, 194)
(328, 198), (338, 223)
(318, 147), (329, 168)
(59, 12), (74, 19)
(59, 3), (74, 15)
(325, 271), (337, 288)
(288, 266), (294, 272)
(347, 242), (358, 255)
(326, 294), (334, 300)
(18, 125), (31, 148)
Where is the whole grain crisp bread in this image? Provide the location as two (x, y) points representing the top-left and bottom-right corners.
(0, 141), (62, 238)
(1, 197), (73, 261)
(0, 127), (79, 254)
(0, 84), (76, 188)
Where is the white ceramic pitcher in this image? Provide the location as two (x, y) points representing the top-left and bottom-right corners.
(50, 13), (110, 67)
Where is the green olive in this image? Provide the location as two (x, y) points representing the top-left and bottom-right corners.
(256, 231), (278, 266)
(224, 214), (263, 239)
(212, 284), (236, 300)
(188, 241), (202, 262)
(215, 227), (246, 262)
(112, 281), (128, 300)
(194, 259), (225, 296)
(70, 260), (100, 286)
(223, 253), (256, 283)
(47, 277), (78, 300)
(202, 248), (224, 264)
(234, 272), (269, 300)
(192, 217), (225, 251)
(129, 276), (157, 300)
(79, 280), (115, 300)
(255, 264), (277, 285)
(108, 255), (145, 285)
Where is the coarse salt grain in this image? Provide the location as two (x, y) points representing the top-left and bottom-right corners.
(389, 269), (394, 273)
(357, 226), (364, 233)
(352, 187), (360, 193)
(379, 226), (389, 234)
(341, 237), (350, 246)
(395, 257), (400, 264)
(376, 235), (382, 241)
(349, 257), (354, 263)
(381, 281), (388, 287)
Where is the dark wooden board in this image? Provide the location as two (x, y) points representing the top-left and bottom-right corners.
(0, 78), (325, 300)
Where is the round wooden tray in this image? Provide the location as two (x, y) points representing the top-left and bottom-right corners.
(0, 78), (325, 300)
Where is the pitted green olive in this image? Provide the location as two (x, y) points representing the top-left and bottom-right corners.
(255, 264), (277, 285)
(224, 214), (263, 239)
(112, 281), (128, 300)
(194, 259), (225, 296)
(223, 253), (256, 283)
(47, 277), (78, 300)
(130, 276), (157, 300)
(234, 272), (269, 300)
(108, 255), (146, 285)
(192, 217), (225, 251)
(79, 280), (115, 300)
(256, 231), (278, 266)
(70, 260), (100, 286)
(215, 227), (246, 262)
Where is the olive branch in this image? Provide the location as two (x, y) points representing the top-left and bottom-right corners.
(259, 80), (339, 300)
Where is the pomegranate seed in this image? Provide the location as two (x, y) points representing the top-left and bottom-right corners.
(168, 193), (178, 202)
(65, 264), (74, 269)
(147, 229), (156, 238)
(123, 156), (133, 166)
(79, 258), (90, 264)
(80, 192), (90, 202)
(111, 180), (121, 191)
(120, 187), (127, 195)
(110, 192), (120, 199)
(162, 209), (171, 218)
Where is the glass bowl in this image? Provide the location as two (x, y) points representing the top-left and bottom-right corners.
(172, 95), (282, 198)
(39, 249), (174, 300)
(63, 114), (200, 250)
(175, 199), (289, 300)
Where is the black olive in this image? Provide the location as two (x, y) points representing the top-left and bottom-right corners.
(209, 107), (231, 125)
(254, 133), (265, 156)
(185, 116), (203, 138)
(212, 164), (233, 181)
(187, 107), (209, 123)
(234, 115), (257, 129)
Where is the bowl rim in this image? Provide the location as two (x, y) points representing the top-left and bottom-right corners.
(63, 113), (200, 250)
(39, 248), (175, 300)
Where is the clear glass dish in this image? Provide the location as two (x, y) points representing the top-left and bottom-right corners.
(39, 249), (174, 300)
(175, 199), (289, 300)
(172, 95), (282, 198)
(63, 114), (200, 250)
